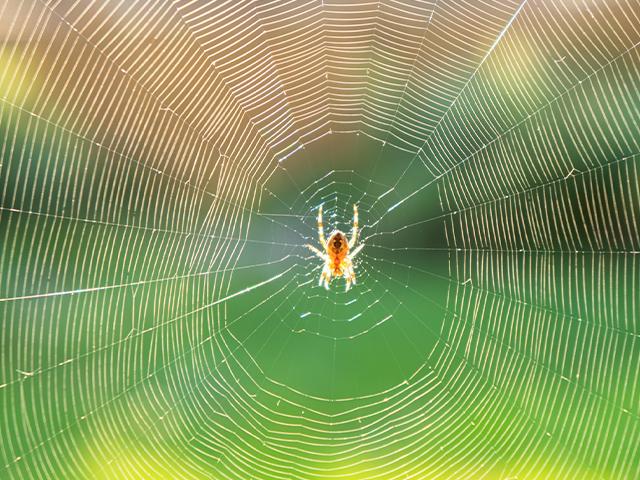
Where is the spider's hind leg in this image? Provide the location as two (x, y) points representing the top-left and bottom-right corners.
(319, 265), (331, 290)
(306, 244), (325, 260)
(350, 244), (364, 259)
(344, 265), (356, 291)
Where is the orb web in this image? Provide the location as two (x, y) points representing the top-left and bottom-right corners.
(1, 0), (639, 479)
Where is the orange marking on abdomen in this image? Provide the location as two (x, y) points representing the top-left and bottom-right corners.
(332, 253), (346, 275)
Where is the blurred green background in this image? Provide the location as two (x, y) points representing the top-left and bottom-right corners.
(1, 1), (639, 479)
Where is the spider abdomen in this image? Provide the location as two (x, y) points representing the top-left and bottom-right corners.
(332, 256), (346, 276)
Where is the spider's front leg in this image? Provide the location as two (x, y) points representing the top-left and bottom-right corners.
(317, 204), (327, 249)
(349, 204), (358, 248)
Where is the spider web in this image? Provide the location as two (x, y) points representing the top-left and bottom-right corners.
(1, 0), (639, 478)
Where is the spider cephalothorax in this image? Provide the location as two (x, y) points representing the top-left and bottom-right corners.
(306, 204), (363, 291)
(329, 231), (347, 254)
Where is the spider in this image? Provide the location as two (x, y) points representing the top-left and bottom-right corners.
(306, 204), (364, 291)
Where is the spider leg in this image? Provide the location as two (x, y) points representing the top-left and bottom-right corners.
(348, 204), (358, 248)
(306, 244), (325, 260)
(317, 204), (327, 249)
(343, 260), (355, 291)
(349, 243), (364, 259)
(345, 266), (357, 291)
(319, 264), (331, 290)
